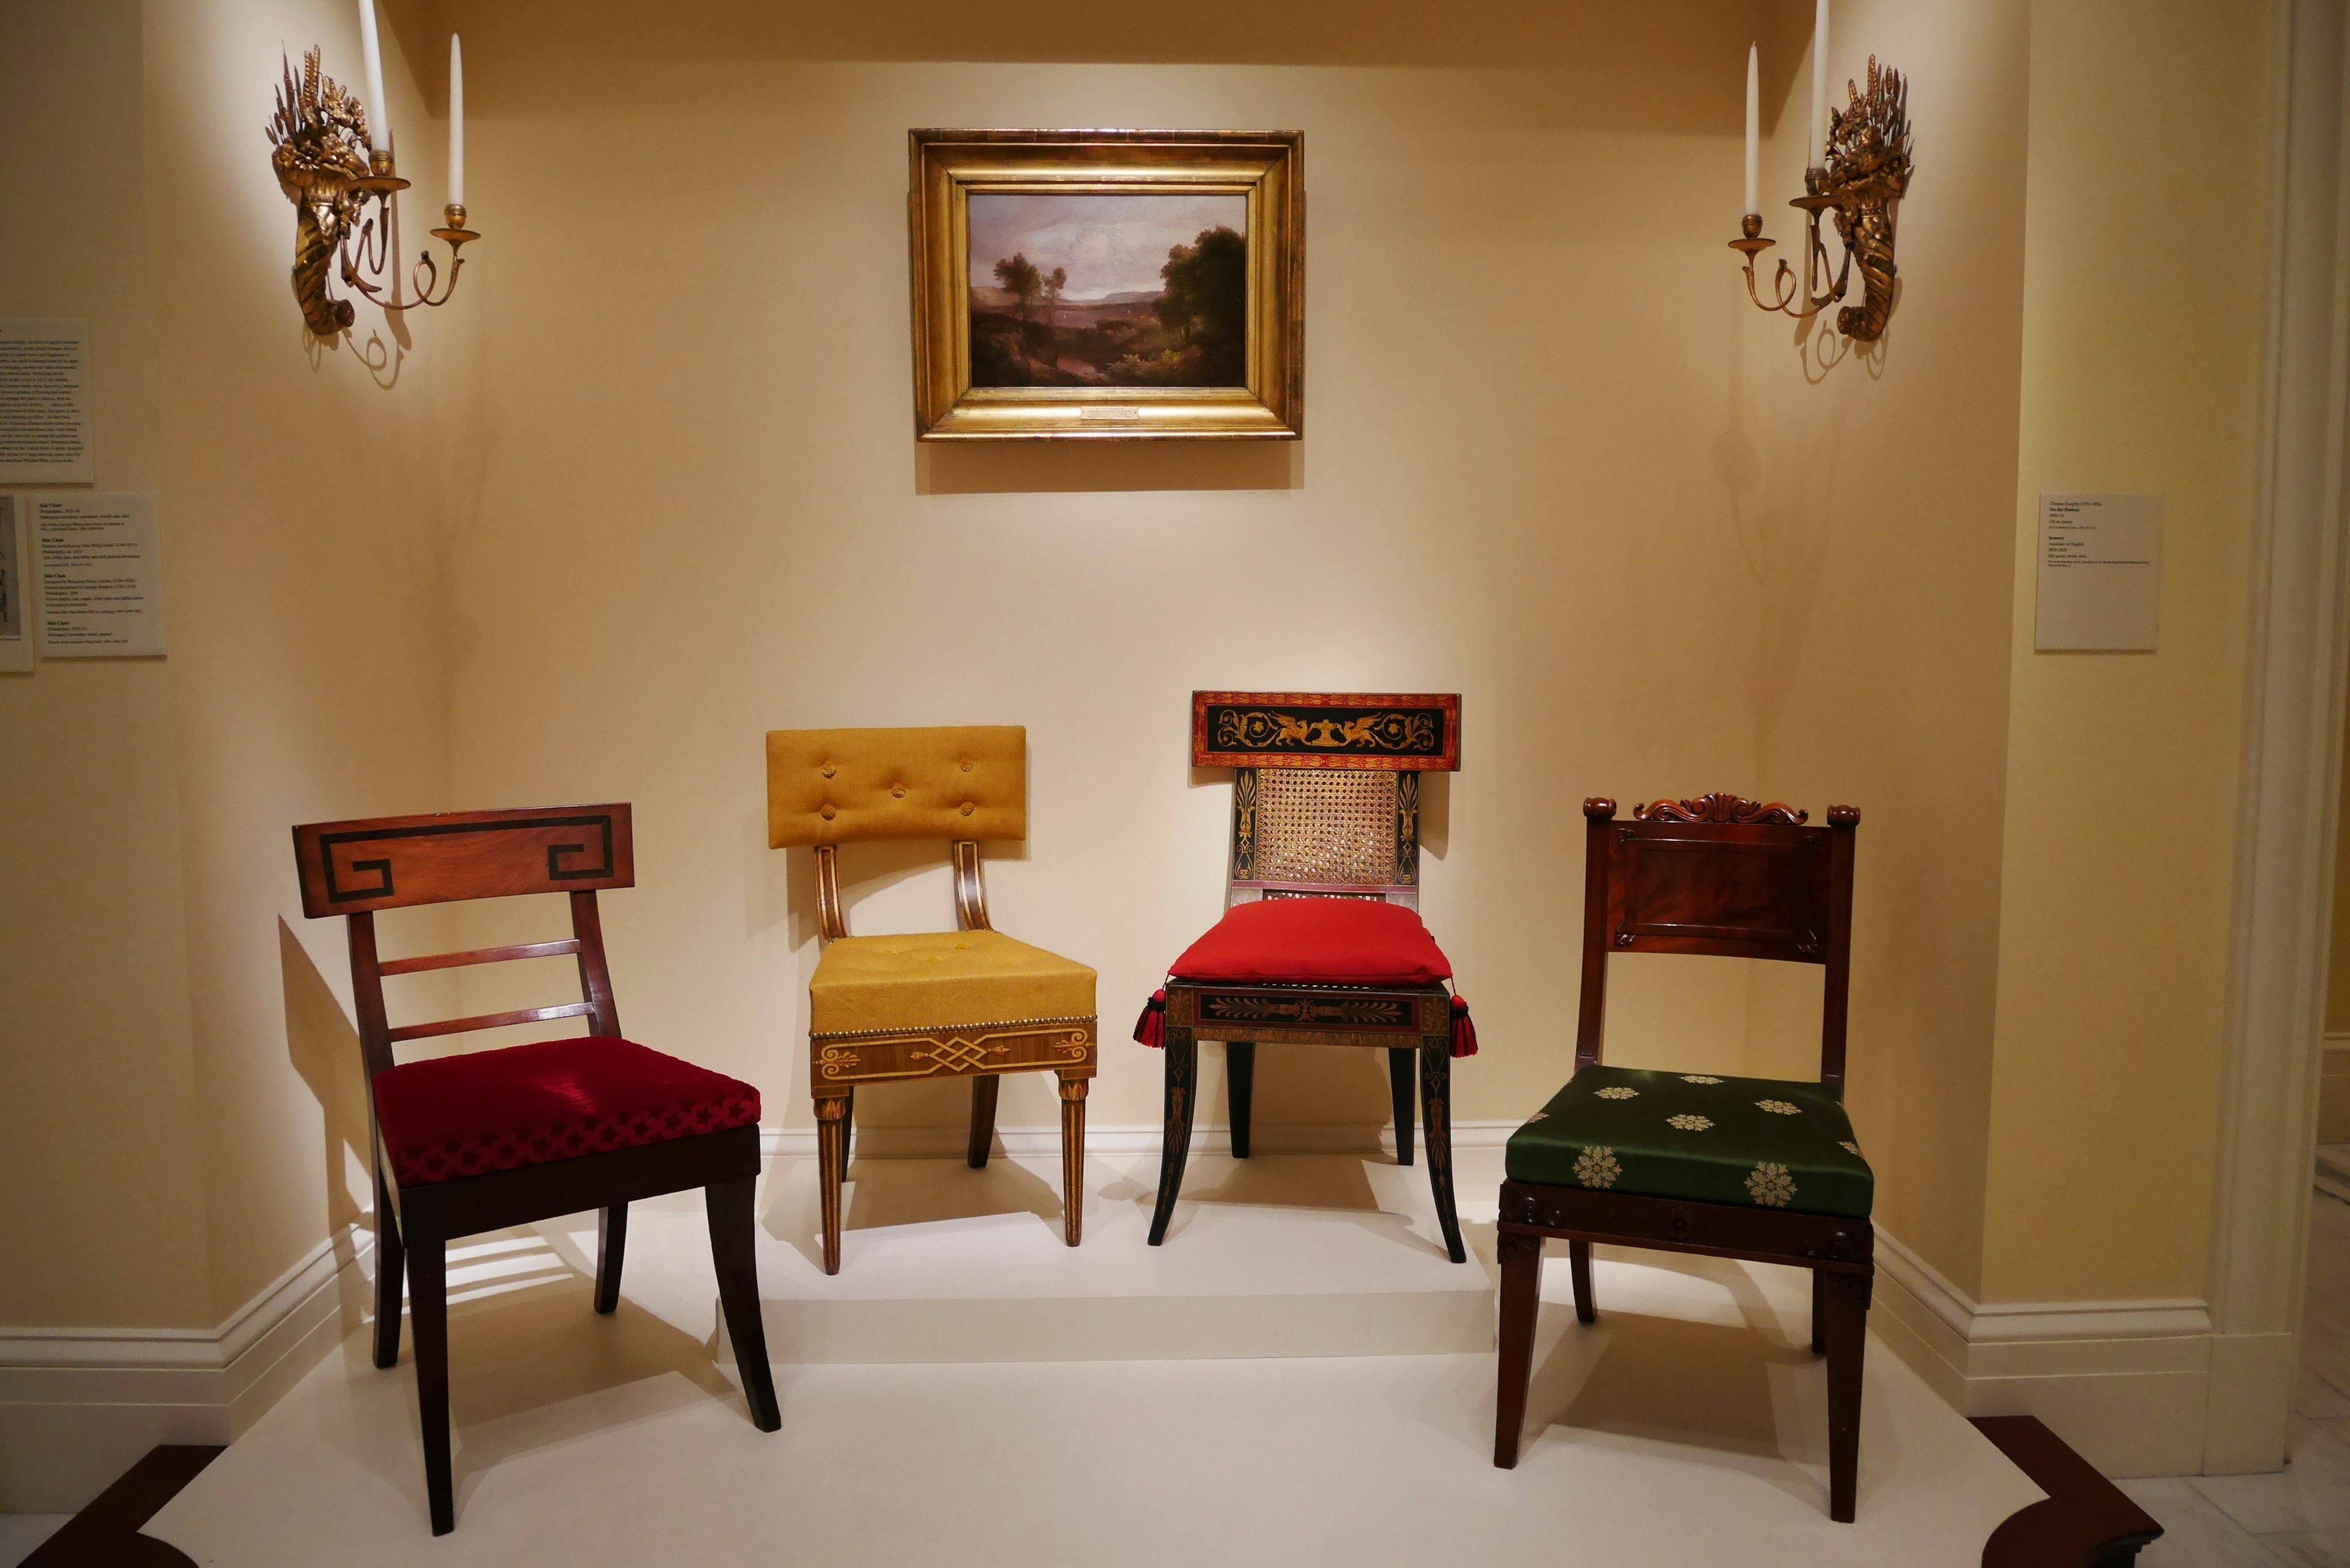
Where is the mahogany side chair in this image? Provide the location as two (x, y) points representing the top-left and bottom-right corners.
(765, 725), (1099, 1275)
(290, 804), (780, 1536)
(1135, 692), (1477, 1263)
(1493, 794), (1872, 1520)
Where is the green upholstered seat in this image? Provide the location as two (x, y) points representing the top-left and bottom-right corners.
(1505, 1064), (1873, 1220)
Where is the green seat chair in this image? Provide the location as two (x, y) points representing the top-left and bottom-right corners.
(1493, 793), (1874, 1521)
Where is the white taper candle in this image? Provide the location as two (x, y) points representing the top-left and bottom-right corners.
(448, 35), (464, 207)
(358, 0), (389, 159)
(1809, 0), (1829, 171)
(1745, 43), (1760, 216)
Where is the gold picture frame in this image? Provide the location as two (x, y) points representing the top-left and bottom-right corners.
(908, 129), (1304, 442)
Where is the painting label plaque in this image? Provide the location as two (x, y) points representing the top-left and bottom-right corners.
(35, 492), (165, 658)
(2035, 493), (2161, 652)
(0, 319), (93, 483)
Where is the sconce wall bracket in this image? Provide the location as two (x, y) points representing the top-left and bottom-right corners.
(266, 48), (476, 339)
(1734, 57), (1913, 343)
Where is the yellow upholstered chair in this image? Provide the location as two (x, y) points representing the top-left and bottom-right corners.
(766, 726), (1098, 1274)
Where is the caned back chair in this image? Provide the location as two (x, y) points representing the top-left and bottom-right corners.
(766, 726), (1099, 1275)
(1138, 692), (1474, 1262)
(291, 804), (778, 1537)
(1494, 794), (1871, 1520)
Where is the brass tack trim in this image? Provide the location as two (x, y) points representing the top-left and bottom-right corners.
(809, 1013), (1097, 1044)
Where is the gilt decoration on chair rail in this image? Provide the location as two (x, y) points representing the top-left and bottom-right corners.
(908, 130), (1304, 441)
(1192, 691), (1460, 771)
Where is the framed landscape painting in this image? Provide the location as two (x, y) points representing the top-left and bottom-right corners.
(908, 130), (1304, 441)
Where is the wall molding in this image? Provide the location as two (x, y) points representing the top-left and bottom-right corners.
(0, 1222), (371, 1372)
(0, 1222), (375, 1512)
(1871, 1228), (2218, 1478)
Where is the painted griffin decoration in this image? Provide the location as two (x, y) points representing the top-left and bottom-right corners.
(1822, 57), (1914, 342)
(266, 48), (372, 337)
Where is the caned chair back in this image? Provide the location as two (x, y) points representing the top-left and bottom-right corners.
(291, 804), (635, 1083)
(1575, 793), (1859, 1092)
(1190, 690), (1461, 910)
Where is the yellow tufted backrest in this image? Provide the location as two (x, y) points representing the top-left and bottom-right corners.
(766, 726), (1026, 847)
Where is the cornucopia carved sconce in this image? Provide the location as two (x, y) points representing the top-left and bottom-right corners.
(1729, 6), (1913, 346)
(266, 14), (476, 341)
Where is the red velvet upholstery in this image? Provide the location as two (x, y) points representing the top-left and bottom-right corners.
(373, 1036), (761, 1187)
(1168, 897), (1455, 987)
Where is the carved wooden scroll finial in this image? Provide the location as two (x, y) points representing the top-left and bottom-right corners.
(1633, 793), (1808, 826)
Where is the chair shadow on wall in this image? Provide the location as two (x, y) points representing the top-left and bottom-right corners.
(279, 920), (766, 1517)
(1516, 1247), (1891, 1514)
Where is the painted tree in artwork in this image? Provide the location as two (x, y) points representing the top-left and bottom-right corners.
(1155, 226), (1248, 383)
(993, 252), (1042, 324)
(1043, 266), (1067, 330)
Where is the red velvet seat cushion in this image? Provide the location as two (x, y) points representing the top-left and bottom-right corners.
(1168, 898), (1455, 987)
(372, 1036), (760, 1187)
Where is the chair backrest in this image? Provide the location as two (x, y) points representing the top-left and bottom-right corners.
(290, 803), (635, 1083)
(765, 725), (1026, 941)
(1576, 793), (1860, 1094)
(1190, 690), (1461, 909)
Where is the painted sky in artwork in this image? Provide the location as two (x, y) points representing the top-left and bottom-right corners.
(967, 193), (1247, 301)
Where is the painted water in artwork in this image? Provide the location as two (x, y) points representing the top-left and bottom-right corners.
(967, 192), (1248, 388)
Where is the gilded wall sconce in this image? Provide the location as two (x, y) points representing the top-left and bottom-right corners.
(265, 35), (475, 340)
(1732, 56), (1914, 343)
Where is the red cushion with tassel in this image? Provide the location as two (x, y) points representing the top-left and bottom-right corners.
(1167, 898), (1454, 987)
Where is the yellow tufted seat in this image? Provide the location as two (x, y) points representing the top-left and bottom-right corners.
(767, 723), (1100, 1275)
(810, 930), (1096, 1037)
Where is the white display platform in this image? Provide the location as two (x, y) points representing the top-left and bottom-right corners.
(146, 1162), (2044, 1566)
(708, 1148), (1511, 1364)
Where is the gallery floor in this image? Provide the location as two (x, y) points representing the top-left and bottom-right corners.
(127, 1146), (2055, 1565)
(34, 1146), (2350, 1564)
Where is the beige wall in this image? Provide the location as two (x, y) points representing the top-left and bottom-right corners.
(429, 4), (1788, 1139)
(1745, 0), (2031, 1303)
(0, 0), (2311, 1484)
(0, 0), (211, 1331)
(0, 0), (458, 1337)
(141, 0), (464, 1324)
(1977, 0), (2274, 1307)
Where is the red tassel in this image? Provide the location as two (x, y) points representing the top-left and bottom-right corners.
(1449, 994), (1479, 1058)
(1134, 988), (1168, 1048)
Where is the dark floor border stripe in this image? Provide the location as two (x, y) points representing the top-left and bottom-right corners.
(1974, 1416), (2163, 1567)
(21, 1445), (223, 1568)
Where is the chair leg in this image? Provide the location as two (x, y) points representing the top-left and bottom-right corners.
(968, 1075), (1000, 1170)
(841, 1086), (854, 1165)
(1058, 1072), (1088, 1247)
(406, 1227), (455, 1536)
(706, 1176), (782, 1433)
(371, 1173), (405, 1369)
(593, 1203), (628, 1315)
(1389, 1047), (1417, 1167)
(1493, 1229), (1545, 1468)
(815, 1094), (850, 1275)
(1811, 1268), (1827, 1354)
(1569, 1239), (1597, 1324)
(1147, 1036), (1198, 1246)
(1823, 1269), (1871, 1522)
(1226, 1040), (1255, 1160)
(1417, 1040), (1466, 1263)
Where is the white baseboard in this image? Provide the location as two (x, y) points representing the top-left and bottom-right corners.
(0, 1222), (376, 1511)
(760, 1119), (1524, 1160)
(1870, 1229), (2222, 1477)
